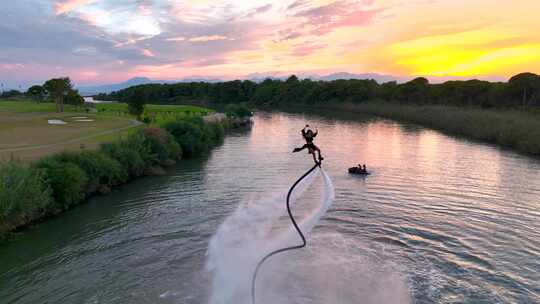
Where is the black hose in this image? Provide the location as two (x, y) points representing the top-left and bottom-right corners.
(251, 162), (321, 304)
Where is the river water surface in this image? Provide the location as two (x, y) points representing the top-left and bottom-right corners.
(1, 111), (539, 304)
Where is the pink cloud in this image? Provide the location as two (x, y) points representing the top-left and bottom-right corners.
(244, 4), (273, 18)
(290, 42), (327, 56)
(138, 5), (152, 16)
(166, 36), (187, 42)
(0, 63), (26, 70)
(287, 0), (309, 10)
(78, 10), (109, 26)
(114, 36), (152, 48)
(179, 58), (228, 68)
(276, 29), (302, 41)
(141, 49), (156, 57)
(294, 0), (383, 35)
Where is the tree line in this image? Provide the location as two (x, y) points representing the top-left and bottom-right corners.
(1, 77), (84, 112)
(98, 72), (540, 109)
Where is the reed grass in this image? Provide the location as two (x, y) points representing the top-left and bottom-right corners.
(347, 102), (540, 155)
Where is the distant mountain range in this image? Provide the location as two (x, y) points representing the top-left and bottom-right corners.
(77, 77), (222, 95)
(246, 72), (405, 83)
(315, 72), (405, 83)
(77, 73), (506, 95)
(77, 73), (406, 95)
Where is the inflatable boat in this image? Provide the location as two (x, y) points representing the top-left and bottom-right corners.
(348, 167), (370, 175)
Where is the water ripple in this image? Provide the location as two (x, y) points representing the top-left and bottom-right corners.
(1, 112), (539, 303)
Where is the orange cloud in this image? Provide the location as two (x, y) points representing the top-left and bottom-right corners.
(188, 35), (231, 42)
(166, 37), (187, 42)
(165, 36), (231, 43)
(55, 0), (95, 15)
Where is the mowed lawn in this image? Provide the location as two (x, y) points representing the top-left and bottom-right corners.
(0, 100), (83, 112)
(0, 100), (213, 160)
(0, 101), (138, 160)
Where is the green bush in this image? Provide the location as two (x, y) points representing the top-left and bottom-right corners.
(0, 160), (52, 229)
(205, 122), (225, 143)
(142, 127), (182, 164)
(53, 151), (127, 191)
(100, 141), (146, 178)
(33, 158), (88, 210)
(121, 131), (155, 168)
(163, 120), (208, 157)
(225, 103), (253, 118)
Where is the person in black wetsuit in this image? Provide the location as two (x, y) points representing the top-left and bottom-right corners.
(292, 125), (323, 164)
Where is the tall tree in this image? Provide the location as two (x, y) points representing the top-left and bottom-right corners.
(43, 77), (73, 112)
(126, 88), (147, 120)
(509, 73), (540, 106)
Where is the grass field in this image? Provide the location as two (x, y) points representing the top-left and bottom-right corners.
(0, 111), (137, 160)
(95, 103), (213, 125)
(0, 99), (213, 160)
(0, 100), (84, 113)
(96, 103), (211, 114)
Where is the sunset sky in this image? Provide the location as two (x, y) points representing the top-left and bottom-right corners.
(1, 0), (540, 87)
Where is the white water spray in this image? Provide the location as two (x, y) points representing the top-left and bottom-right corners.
(205, 167), (410, 304)
(206, 167), (334, 304)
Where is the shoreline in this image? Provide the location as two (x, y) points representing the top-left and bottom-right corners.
(0, 113), (237, 242)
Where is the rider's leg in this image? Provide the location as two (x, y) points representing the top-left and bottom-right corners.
(312, 153), (318, 164)
(313, 145), (323, 160)
(292, 144), (308, 153)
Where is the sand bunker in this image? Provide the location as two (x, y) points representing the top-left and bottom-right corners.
(48, 119), (67, 125)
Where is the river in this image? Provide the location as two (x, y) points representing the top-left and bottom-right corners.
(0, 111), (539, 304)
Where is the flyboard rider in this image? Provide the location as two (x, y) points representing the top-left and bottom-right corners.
(253, 124), (325, 304)
(292, 125), (324, 165)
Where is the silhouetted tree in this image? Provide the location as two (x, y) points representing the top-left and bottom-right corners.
(126, 88), (146, 119)
(97, 72), (540, 109)
(0, 90), (23, 98)
(27, 85), (46, 102)
(65, 89), (84, 106)
(43, 77), (73, 112)
(509, 73), (540, 106)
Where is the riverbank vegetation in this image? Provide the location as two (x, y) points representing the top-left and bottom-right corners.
(0, 118), (226, 238)
(100, 72), (540, 155)
(0, 104), (228, 239)
(336, 102), (540, 154)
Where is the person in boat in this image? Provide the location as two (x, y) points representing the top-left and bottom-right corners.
(349, 163), (369, 174)
(292, 125), (324, 164)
